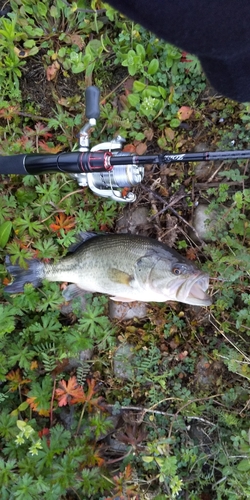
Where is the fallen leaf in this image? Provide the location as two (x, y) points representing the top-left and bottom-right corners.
(46, 60), (60, 81)
(123, 143), (136, 153)
(30, 361), (38, 371)
(177, 106), (193, 121)
(144, 128), (154, 141)
(165, 127), (175, 141)
(186, 247), (198, 260)
(121, 187), (130, 198)
(135, 142), (147, 155)
(69, 33), (84, 50)
(57, 97), (71, 107)
(178, 350), (188, 361)
(6, 369), (31, 391)
(14, 46), (30, 58)
(119, 93), (129, 109)
(123, 77), (135, 92)
(2, 277), (11, 285)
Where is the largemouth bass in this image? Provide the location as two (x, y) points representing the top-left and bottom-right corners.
(4, 233), (211, 306)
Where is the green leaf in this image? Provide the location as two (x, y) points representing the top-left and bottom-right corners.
(133, 80), (146, 92)
(0, 221), (12, 248)
(37, 1), (48, 17)
(142, 85), (161, 98)
(147, 58), (159, 75)
(136, 43), (146, 61)
(158, 86), (167, 99)
(27, 377), (53, 411)
(16, 420), (27, 431)
(23, 39), (36, 49)
(237, 458), (250, 472)
(0, 304), (22, 337)
(170, 118), (181, 128)
(127, 93), (140, 107)
(142, 455), (154, 463)
(50, 5), (59, 17)
(18, 401), (30, 412)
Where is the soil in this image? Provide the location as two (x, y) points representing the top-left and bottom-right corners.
(20, 53), (85, 117)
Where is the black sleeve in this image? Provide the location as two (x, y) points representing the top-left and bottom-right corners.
(107, 0), (250, 103)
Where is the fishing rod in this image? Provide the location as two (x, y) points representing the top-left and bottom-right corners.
(1, 86), (250, 203)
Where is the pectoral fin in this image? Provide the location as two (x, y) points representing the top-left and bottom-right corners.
(107, 268), (132, 286)
(62, 284), (87, 301)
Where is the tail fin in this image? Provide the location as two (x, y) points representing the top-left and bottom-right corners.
(4, 256), (45, 293)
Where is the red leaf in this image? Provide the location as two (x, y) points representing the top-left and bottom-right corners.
(177, 106), (193, 121)
(46, 60), (60, 81)
(55, 376), (85, 407)
(186, 247), (198, 261)
(123, 143), (136, 153)
(50, 213), (75, 234)
(38, 141), (64, 154)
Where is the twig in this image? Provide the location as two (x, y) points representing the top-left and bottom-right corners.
(100, 75), (130, 105)
(209, 313), (250, 361)
(167, 393), (222, 441)
(149, 191), (188, 221)
(196, 181), (246, 189)
(17, 111), (50, 122)
(105, 446), (134, 464)
(50, 378), (57, 427)
(58, 188), (84, 205)
(141, 184), (203, 242)
(207, 160), (226, 182)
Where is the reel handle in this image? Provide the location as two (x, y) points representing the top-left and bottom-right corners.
(85, 86), (100, 119)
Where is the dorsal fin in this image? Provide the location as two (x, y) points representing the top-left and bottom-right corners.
(68, 231), (99, 253)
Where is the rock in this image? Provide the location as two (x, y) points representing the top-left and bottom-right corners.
(113, 343), (135, 380)
(116, 206), (149, 235)
(109, 300), (147, 320)
(194, 161), (214, 181)
(192, 356), (224, 390)
(193, 142), (218, 180)
(191, 204), (218, 241)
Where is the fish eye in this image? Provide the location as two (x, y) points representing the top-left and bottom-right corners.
(172, 264), (185, 276)
(172, 267), (181, 276)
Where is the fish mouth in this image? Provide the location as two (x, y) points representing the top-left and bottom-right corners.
(170, 272), (211, 306)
